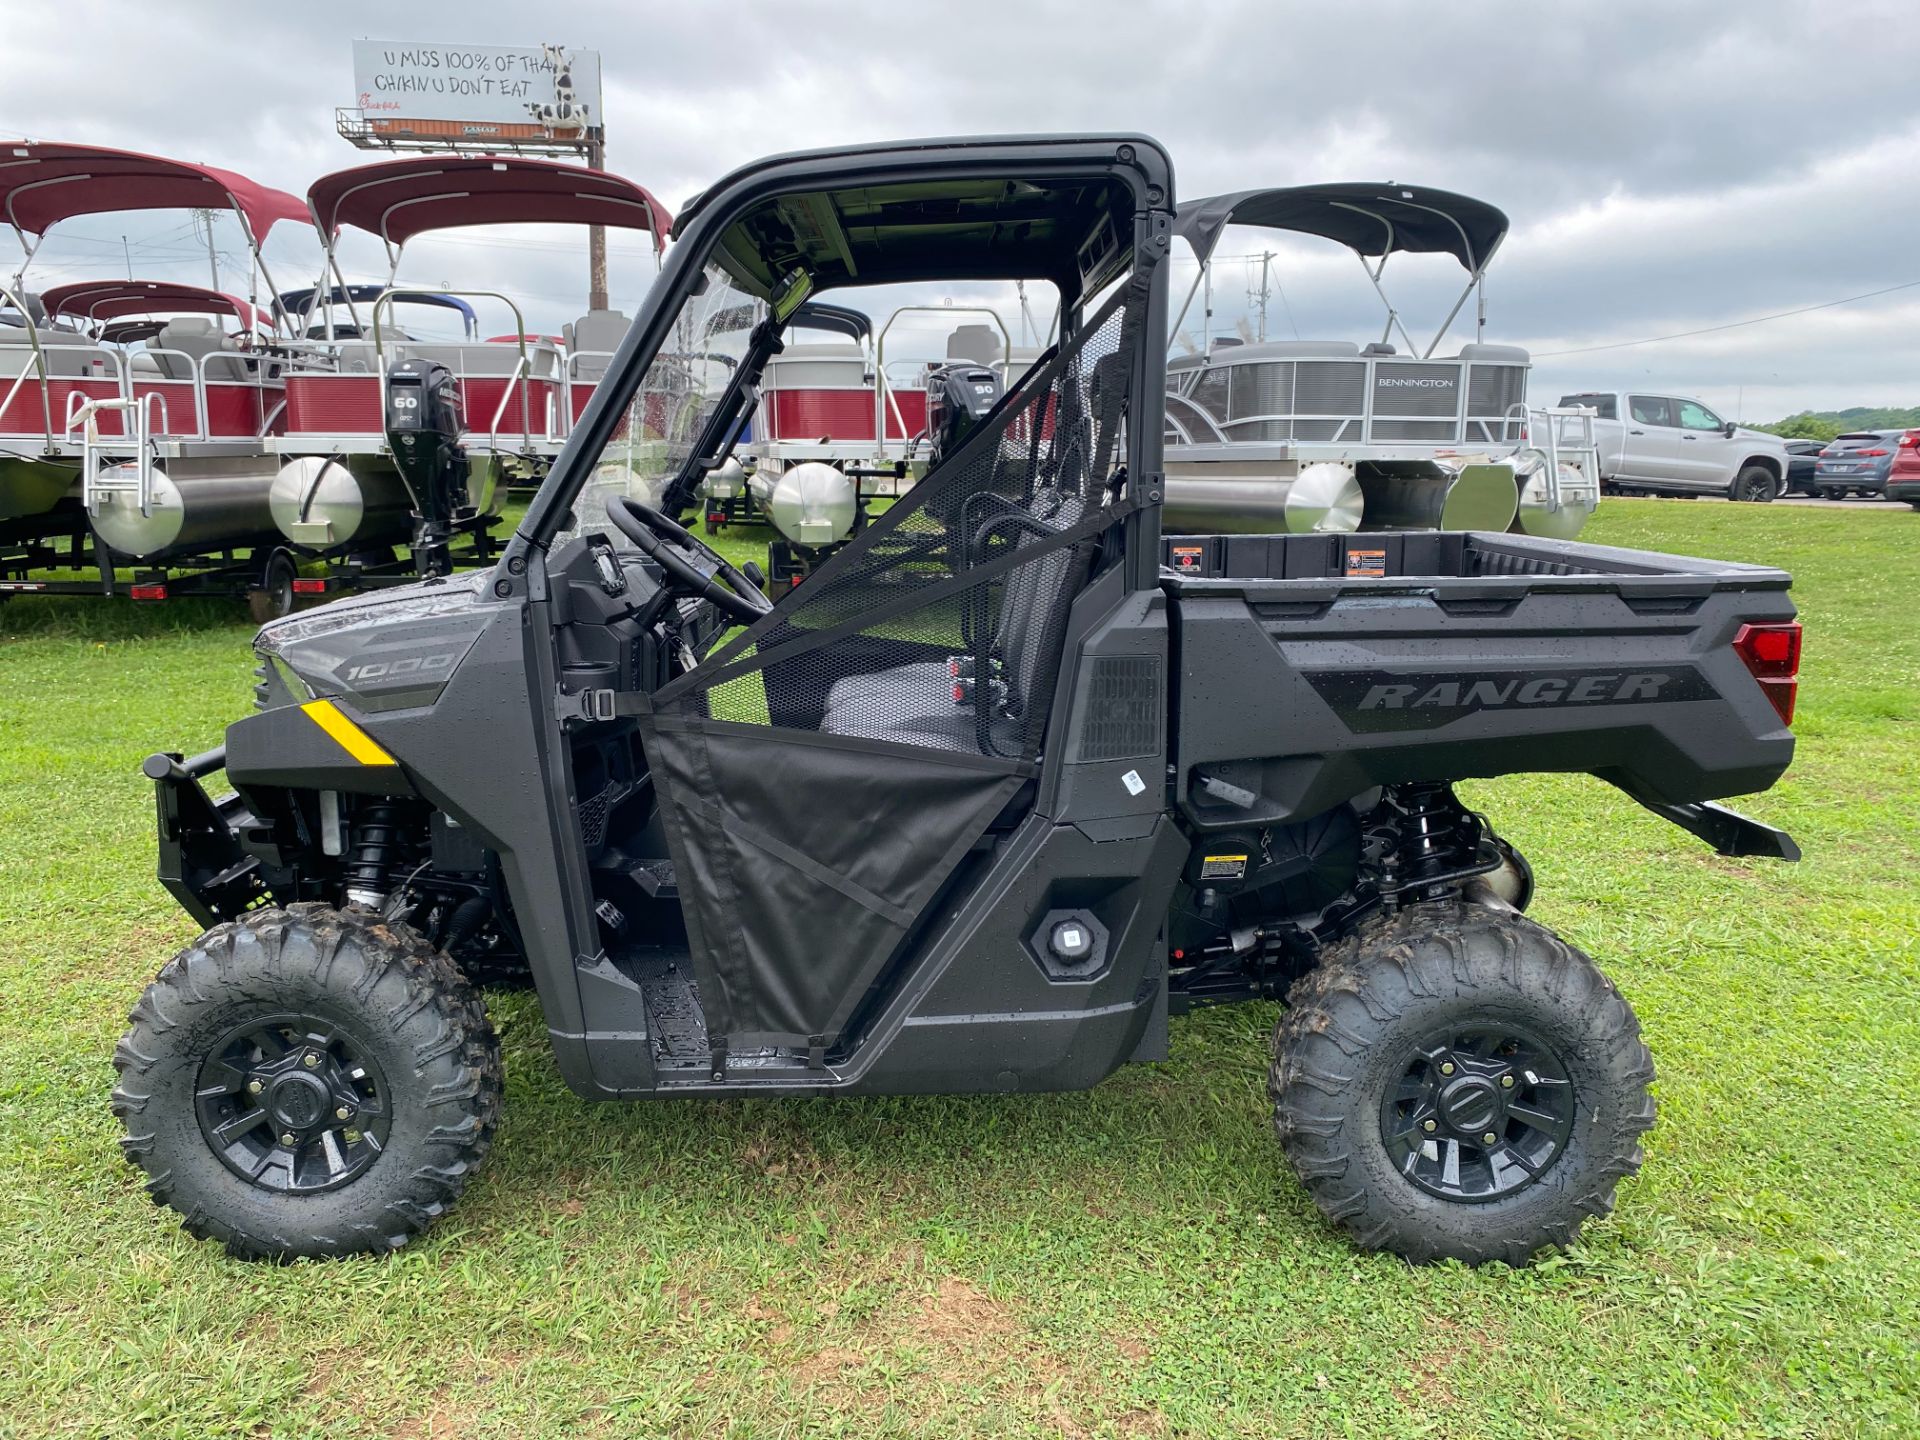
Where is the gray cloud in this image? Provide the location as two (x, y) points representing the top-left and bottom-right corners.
(1, 0), (1911, 416)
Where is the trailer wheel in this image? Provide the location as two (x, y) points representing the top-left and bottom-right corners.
(1732, 466), (1778, 503)
(111, 904), (502, 1260)
(247, 550), (298, 624)
(1268, 901), (1654, 1266)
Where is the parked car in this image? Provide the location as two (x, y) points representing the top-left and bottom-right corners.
(1812, 430), (1906, 498)
(1559, 391), (1788, 500)
(1883, 431), (1920, 509)
(1783, 438), (1824, 496)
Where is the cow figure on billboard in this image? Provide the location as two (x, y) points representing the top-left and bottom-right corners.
(527, 44), (591, 134)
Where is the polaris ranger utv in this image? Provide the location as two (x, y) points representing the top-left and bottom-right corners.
(115, 136), (1802, 1267)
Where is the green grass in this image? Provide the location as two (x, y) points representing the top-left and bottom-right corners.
(0, 500), (1915, 1438)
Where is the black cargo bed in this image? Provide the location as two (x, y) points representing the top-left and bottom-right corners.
(1161, 531), (1791, 598)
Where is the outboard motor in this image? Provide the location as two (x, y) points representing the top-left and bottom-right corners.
(384, 359), (469, 576)
(924, 362), (1002, 462)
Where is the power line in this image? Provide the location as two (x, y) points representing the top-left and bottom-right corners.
(1533, 279), (1920, 358)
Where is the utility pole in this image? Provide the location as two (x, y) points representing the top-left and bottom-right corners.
(121, 235), (133, 281)
(1252, 251), (1275, 343)
(586, 128), (608, 313)
(192, 208), (221, 291)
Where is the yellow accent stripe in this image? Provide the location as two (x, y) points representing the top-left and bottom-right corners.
(302, 699), (397, 767)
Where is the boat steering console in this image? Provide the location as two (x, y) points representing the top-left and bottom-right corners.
(604, 495), (772, 625)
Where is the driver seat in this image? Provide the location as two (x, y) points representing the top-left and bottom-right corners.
(818, 490), (1090, 754)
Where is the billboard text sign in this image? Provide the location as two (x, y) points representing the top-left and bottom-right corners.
(351, 42), (602, 132)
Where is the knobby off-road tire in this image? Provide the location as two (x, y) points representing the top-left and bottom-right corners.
(1732, 466), (1778, 503)
(112, 904), (502, 1260)
(1269, 901), (1655, 1266)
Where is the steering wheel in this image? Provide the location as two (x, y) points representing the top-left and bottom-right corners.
(605, 495), (772, 624)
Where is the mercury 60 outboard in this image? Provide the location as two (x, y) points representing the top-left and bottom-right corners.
(384, 359), (471, 577)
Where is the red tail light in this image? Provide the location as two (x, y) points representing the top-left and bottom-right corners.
(1857, 449), (1889, 458)
(1897, 433), (1920, 448)
(129, 582), (168, 601)
(291, 578), (328, 594)
(1733, 621), (1802, 725)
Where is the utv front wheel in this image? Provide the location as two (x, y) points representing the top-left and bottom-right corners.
(111, 904), (502, 1259)
(1269, 902), (1654, 1266)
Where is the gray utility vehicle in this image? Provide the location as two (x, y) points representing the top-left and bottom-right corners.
(116, 136), (1803, 1268)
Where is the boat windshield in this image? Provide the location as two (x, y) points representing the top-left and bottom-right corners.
(555, 260), (760, 551)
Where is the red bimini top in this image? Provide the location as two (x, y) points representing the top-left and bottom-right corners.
(0, 141), (309, 243)
(305, 154), (673, 251)
(38, 279), (275, 332)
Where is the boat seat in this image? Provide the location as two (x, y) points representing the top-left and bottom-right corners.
(395, 340), (557, 379)
(820, 491), (1090, 753)
(567, 309), (629, 383)
(946, 323), (1003, 365)
(0, 328), (110, 378)
(148, 318), (252, 382)
(1455, 342), (1530, 366)
(1183, 340), (1362, 368)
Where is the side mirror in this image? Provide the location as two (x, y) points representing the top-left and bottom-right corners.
(1724, 422), (1738, 438)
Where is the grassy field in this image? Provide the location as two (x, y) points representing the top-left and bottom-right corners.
(0, 500), (1915, 1438)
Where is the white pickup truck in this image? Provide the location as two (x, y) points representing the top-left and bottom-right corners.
(1558, 391), (1789, 502)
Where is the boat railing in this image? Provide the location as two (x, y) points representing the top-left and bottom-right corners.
(1164, 350), (1530, 454)
(2, 334), (286, 446)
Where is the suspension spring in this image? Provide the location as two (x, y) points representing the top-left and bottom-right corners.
(1378, 782), (1495, 903)
(343, 803), (413, 910)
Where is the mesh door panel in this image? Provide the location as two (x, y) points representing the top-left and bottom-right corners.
(656, 286), (1141, 764)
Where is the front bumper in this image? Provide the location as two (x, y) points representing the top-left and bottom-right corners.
(144, 747), (268, 928)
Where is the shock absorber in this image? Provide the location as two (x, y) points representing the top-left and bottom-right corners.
(1377, 782), (1491, 904)
(343, 803), (412, 910)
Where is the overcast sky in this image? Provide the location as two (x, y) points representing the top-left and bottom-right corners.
(4, 0), (1913, 421)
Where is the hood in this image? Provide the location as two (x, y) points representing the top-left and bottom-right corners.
(253, 570), (501, 714)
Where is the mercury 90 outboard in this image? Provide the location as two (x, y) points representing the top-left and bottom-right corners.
(925, 359), (1003, 454)
(384, 359), (474, 577)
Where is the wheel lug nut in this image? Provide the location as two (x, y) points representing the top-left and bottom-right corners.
(1422, 1119), (1437, 1133)
(335, 1107), (352, 1121)
(280, 1132), (296, 1146)
(1483, 1132), (1497, 1145)
(1500, 1074), (1515, 1089)
(1438, 1062), (1455, 1076)
(247, 1080), (263, 1095)
(303, 1051), (321, 1068)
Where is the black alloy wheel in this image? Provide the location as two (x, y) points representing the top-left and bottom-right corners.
(195, 1012), (391, 1194)
(1378, 1020), (1575, 1202)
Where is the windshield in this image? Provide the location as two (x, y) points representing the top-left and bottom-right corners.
(556, 261), (760, 550)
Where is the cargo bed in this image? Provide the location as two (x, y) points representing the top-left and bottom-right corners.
(1160, 530), (1797, 832)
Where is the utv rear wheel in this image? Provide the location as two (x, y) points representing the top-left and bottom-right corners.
(1732, 467), (1777, 502)
(1268, 902), (1654, 1266)
(111, 904), (502, 1260)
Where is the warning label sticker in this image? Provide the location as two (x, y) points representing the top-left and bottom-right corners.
(1170, 544), (1206, 573)
(1345, 549), (1388, 578)
(1200, 853), (1248, 880)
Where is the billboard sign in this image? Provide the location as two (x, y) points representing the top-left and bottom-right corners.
(350, 42), (602, 136)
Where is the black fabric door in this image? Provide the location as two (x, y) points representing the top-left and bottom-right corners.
(638, 283), (1143, 1048)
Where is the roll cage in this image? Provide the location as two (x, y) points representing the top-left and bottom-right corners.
(501, 134), (1175, 595)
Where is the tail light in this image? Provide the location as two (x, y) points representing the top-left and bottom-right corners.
(1733, 621), (1802, 725)
(1857, 449), (1889, 458)
(291, 578), (328, 594)
(1898, 434), (1920, 448)
(129, 582), (168, 601)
